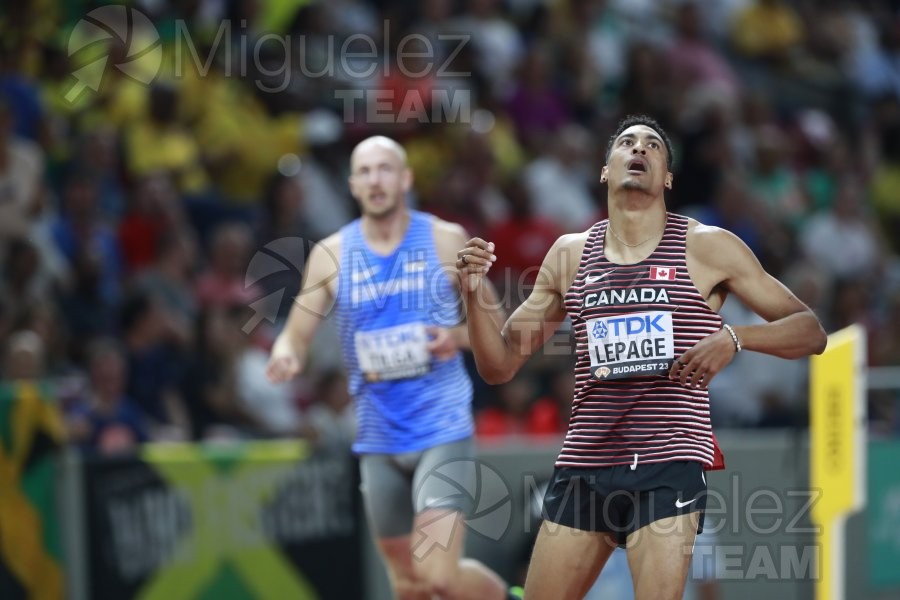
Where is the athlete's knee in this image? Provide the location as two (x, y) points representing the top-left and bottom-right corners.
(394, 576), (428, 600)
(420, 571), (455, 598)
(381, 555), (427, 600)
(460, 558), (506, 596)
(417, 563), (461, 599)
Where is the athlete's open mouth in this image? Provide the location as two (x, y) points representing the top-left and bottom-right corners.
(626, 158), (648, 174)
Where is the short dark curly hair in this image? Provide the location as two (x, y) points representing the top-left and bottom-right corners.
(605, 114), (674, 171)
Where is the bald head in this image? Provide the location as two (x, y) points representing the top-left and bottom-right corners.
(348, 136), (412, 219)
(350, 136), (407, 170)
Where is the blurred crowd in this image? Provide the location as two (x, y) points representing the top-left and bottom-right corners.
(1, 0), (899, 455)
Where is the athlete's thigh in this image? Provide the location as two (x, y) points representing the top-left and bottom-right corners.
(411, 437), (476, 515)
(625, 512), (699, 600)
(524, 520), (618, 600)
(408, 438), (475, 575)
(360, 453), (415, 539)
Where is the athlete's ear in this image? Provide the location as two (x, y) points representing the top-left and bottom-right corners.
(665, 172), (673, 190)
(600, 165), (609, 183)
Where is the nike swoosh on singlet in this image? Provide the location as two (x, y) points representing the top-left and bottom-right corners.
(586, 272), (612, 284)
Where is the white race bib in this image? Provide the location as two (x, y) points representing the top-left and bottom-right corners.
(355, 322), (431, 382)
(586, 311), (674, 380)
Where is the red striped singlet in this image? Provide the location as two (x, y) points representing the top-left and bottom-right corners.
(560, 213), (725, 470)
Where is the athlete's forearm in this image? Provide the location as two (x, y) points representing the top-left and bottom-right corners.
(730, 311), (826, 359)
(449, 323), (470, 350)
(462, 284), (515, 384)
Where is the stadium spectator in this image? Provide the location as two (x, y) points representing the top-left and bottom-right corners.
(800, 177), (885, 280)
(134, 228), (199, 349)
(305, 369), (356, 450)
(505, 44), (570, 152)
(118, 174), (186, 274)
(66, 340), (148, 454)
(0, 97), (44, 239)
(730, 0), (806, 63)
(487, 177), (561, 292)
(181, 307), (260, 440)
(125, 82), (209, 196)
(51, 173), (121, 303)
(523, 123), (599, 231)
(3, 329), (45, 381)
(667, 1), (741, 101)
(195, 221), (260, 309)
(120, 291), (189, 439)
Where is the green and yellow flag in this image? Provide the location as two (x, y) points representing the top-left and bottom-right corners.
(0, 380), (65, 600)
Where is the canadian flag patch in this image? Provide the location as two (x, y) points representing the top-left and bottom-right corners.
(649, 266), (677, 280)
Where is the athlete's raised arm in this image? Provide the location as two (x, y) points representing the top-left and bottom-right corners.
(266, 234), (340, 382)
(458, 233), (584, 384)
(672, 223), (827, 387)
(431, 218), (505, 356)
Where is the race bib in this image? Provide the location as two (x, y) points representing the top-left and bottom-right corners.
(355, 322), (431, 382)
(586, 311), (674, 380)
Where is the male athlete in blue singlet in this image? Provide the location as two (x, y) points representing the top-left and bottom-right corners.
(267, 136), (512, 599)
(457, 115), (827, 600)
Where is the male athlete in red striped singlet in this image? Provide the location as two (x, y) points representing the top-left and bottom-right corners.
(456, 115), (827, 600)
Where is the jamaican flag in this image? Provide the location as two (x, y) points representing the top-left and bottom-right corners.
(0, 380), (65, 600)
(84, 442), (363, 600)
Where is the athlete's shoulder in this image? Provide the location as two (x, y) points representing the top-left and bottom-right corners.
(427, 214), (470, 270)
(307, 231), (343, 280)
(315, 230), (343, 256)
(550, 228), (592, 257)
(541, 229), (593, 291)
(427, 213), (468, 242)
(685, 218), (758, 273)
(685, 218), (746, 251)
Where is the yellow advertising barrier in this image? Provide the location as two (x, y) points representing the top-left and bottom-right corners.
(810, 325), (867, 600)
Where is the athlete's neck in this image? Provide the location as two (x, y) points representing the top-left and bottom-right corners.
(361, 209), (410, 255)
(608, 202), (666, 238)
(605, 204), (667, 262)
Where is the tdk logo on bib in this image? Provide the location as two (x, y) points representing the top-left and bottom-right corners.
(592, 314), (666, 339)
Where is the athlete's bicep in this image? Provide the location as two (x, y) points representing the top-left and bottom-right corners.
(285, 242), (338, 343)
(431, 219), (469, 280)
(501, 239), (571, 363)
(718, 234), (810, 321)
(502, 286), (567, 359)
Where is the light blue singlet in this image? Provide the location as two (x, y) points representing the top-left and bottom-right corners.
(334, 210), (473, 454)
